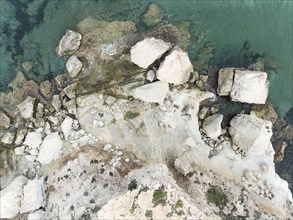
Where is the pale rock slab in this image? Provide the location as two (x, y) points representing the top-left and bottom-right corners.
(51, 95), (61, 112)
(217, 68), (234, 96)
(0, 176), (28, 218)
(146, 69), (156, 82)
(56, 30), (82, 56)
(230, 70), (269, 104)
(15, 146), (25, 155)
(130, 37), (171, 69)
(23, 132), (42, 149)
(132, 81), (169, 104)
(38, 132), (63, 164)
(0, 110), (11, 129)
(20, 178), (45, 213)
(17, 96), (35, 119)
(202, 113), (223, 139)
(61, 116), (73, 140)
(229, 114), (272, 155)
(66, 55), (83, 78)
(156, 48), (193, 84)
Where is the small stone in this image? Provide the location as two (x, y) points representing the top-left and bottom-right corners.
(47, 116), (59, 125)
(97, 121), (105, 127)
(39, 80), (53, 98)
(15, 146), (25, 155)
(25, 155), (36, 162)
(61, 116), (73, 140)
(63, 83), (76, 99)
(132, 81), (169, 104)
(17, 96), (35, 119)
(66, 56), (83, 78)
(188, 71), (199, 83)
(1, 132), (15, 144)
(65, 99), (77, 115)
(23, 132), (42, 149)
(54, 74), (66, 88)
(104, 95), (117, 105)
(103, 143), (112, 152)
(217, 68), (234, 96)
(202, 113), (223, 139)
(198, 107), (209, 120)
(29, 148), (39, 156)
(0, 110), (11, 129)
(124, 158), (130, 163)
(56, 30), (82, 56)
(156, 48), (193, 84)
(131, 37), (172, 69)
(51, 95), (61, 112)
(146, 70), (156, 82)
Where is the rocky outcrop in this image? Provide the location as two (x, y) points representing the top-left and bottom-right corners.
(142, 3), (165, 27)
(230, 70), (269, 104)
(132, 81), (169, 104)
(66, 55), (83, 78)
(229, 114), (272, 156)
(130, 38), (171, 69)
(56, 30), (82, 56)
(0, 176), (28, 218)
(202, 113), (223, 139)
(156, 48), (193, 84)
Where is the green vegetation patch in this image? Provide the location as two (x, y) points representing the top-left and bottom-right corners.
(152, 186), (167, 206)
(124, 111), (140, 120)
(145, 209), (153, 218)
(206, 185), (228, 209)
(175, 199), (184, 209)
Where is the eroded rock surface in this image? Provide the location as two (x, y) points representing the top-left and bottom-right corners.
(56, 30), (82, 56)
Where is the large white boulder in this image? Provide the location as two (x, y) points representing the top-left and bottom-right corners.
(17, 96), (35, 119)
(66, 55), (83, 78)
(202, 113), (223, 139)
(61, 116), (73, 140)
(217, 68), (234, 96)
(23, 132), (42, 149)
(0, 176), (28, 218)
(156, 48), (193, 84)
(229, 114), (272, 155)
(230, 70), (269, 104)
(132, 81), (169, 104)
(130, 37), (171, 69)
(20, 178), (45, 213)
(56, 30), (82, 56)
(38, 132), (63, 164)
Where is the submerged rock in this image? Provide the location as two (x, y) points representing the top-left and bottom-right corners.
(17, 96), (35, 119)
(132, 81), (169, 104)
(130, 38), (171, 69)
(229, 114), (272, 155)
(38, 132), (63, 164)
(142, 3), (165, 27)
(156, 48), (193, 84)
(203, 113), (223, 139)
(66, 55), (83, 78)
(56, 30), (82, 56)
(230, 70), (269, 104)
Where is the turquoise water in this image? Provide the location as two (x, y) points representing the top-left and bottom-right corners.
(0, 0), (292, 117)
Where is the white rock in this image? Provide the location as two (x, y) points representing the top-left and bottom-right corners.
(17, 96), (35, 119)
(174, 158), (193, 175)
(56, 30), (82, 56)
(0, 176), (28, 218)
(23, 132), (42, 149)
(65, 99), (77, 115)
(66, 55), (83, 78)
(25, 155), (36, 162)
(61, 116), (73, 140)
(229, 114), (272, 155)
(217, 68), (234, 96)
(47, 116), (59, 124)
(130, 37), (172, 69)
(198, 107), (209, 120)
(15, 146), (25, 155)
(0, 110), (11, 129)
(132, 81), (169, 104)
(1, 132), (15, 144)
(64, 84), (76, 99)
(103, 143), (112, 152)
(156, 48), (193, 84)
(38, 132), (63, 164)
(146, 69), (156, 82)
(20, 178), (45, 213)
(202, 113), (223, 139)
(230, 70), (269, 104)
(51, 95), (61, 112)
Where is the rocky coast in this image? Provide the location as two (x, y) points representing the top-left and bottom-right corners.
(1, 3), (293, 220)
